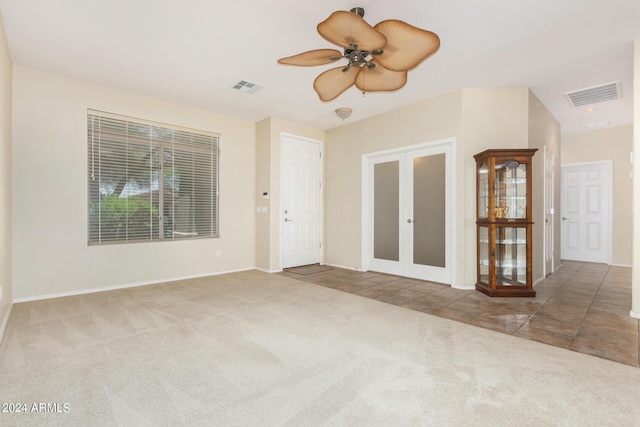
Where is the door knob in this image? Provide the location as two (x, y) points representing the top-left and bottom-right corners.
(407, 219), (415, 224)
(561, 217), (570, 221)
(284, 218), (291, 222)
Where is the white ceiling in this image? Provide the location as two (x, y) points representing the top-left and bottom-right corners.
(1, 0), (638, 133)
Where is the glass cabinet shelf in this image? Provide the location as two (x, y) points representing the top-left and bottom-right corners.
(479, 260), (527, 268)
(479, 239), (527, 245)
(474, 149), (537, 297)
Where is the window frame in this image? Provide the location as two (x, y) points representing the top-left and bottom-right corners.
(87, 109), (220, 245)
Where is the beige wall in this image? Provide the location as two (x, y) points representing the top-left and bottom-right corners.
(563, 125), (633, 267)
(0, 14), (12, 330)
(325, 91), (464, 282)
(255, 118), (271, 271)
(528, 91), (562, 280)
(460, 88), (531, 285)
(12, 66), (257, 300)
(255, 117), (324, 272)
(324, 87), (554, 288)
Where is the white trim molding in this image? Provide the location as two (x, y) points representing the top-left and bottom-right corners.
(0, 304), (12, 346)
(13, 268), (255, 303)
(255, 267), (283, 274)
(323, 263), (362, 272)
(630, 310), (640, 319)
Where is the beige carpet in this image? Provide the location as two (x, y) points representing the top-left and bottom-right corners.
(1, 270), (640, 426)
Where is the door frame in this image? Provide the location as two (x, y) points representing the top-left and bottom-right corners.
(560, 160), (613, 265)
(280, 133), (323, 269)
(361, 137), (457, 286)
(543, 146), (555, 276)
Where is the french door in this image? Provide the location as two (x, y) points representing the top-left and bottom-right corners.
(365, 141), (453, 284)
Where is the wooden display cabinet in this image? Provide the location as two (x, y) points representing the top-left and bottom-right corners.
(474, 149), (537, 297)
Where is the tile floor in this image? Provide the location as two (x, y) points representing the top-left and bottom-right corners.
(282, 261), (640, 367)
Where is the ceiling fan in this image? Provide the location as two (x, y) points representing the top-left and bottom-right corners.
(278, 7), (440, 102)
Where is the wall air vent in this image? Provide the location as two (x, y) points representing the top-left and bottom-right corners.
(232, 80), (264, 94)
(565, 81), (621, 108)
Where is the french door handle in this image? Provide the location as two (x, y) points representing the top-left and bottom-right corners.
(284, 218), (292, 222)
(561, 217), (570, 221)
(407, 219), (415, 224)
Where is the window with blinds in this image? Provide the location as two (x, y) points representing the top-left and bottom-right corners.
(87, 110), (219, 244)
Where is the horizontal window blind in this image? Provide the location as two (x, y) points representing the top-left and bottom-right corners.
(88, 110), (219, 244)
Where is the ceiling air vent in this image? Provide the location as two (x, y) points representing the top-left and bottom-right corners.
(232, 80), (263, 94)
(565, 81), (621, 108)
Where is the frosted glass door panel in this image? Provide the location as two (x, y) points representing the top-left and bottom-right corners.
(374, 161), (400, 261)
(412, 154), (445, 267)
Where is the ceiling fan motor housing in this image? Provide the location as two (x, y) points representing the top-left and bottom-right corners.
(350, 7), (365, 17)
(343, 43), (383, 72)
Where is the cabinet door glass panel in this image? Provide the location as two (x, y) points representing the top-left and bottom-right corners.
(373, 161), (399, 261)
(495, 226), (527, 286)
(495, 160), (527, 219)
(413, 153), (445, 267)
(478, 161), (489, 219)
(478, 225), (489, 284)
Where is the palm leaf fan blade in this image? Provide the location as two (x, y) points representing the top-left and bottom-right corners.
(355, 63), (408, 93)
(278, 49), (343, 66)
(373, 20), (440, 71)
(317, 11), (387, 51)
(313, 66), (359, 102)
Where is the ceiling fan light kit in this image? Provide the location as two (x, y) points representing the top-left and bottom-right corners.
(278, 7), (440, 102)
(335, 107), (353, 120)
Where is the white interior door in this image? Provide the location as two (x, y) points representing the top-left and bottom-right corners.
(366, 142), (452, 284)
(544, 148), (555, 275)
(561, 161), (611, 263)
(282, 135), (322, 268)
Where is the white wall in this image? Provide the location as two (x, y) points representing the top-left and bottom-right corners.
(12, 66), (256, 300)
(0, 13), (13, 332)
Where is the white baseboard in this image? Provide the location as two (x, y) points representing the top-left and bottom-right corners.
(255, 267), (283, 273)
(611, 263), (632, 268)
(13, 267), (255, 303)
(323, 263), (362, 271)
(451, 285), (474, 291)
(630, 310), (640, 319)
(0, 304), (12, 346)
(533, 276), (546, 287)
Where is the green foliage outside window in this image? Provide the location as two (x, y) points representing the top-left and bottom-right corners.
(89, 195), (159, 241)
